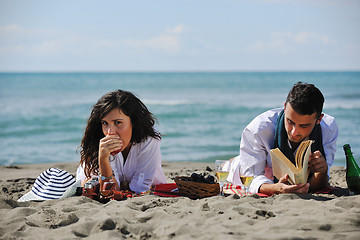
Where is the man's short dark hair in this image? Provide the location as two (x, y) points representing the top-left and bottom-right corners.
(286, 81), (324, 118)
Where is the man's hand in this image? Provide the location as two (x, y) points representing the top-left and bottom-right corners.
(276, 174), (309, 194)
(308, 150), (329, 192)
(309, 151), (327, 174)
(259, 174), (309, 195)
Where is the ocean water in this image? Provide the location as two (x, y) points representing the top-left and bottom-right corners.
(0, 72), (359, 167)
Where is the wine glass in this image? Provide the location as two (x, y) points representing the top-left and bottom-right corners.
(240, 165), (254, 195)
(215, 160), (229, 195)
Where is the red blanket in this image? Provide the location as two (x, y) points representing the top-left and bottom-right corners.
(151, 183), (268, 197)
(151, 183), (338, 198)
(151, 183), (181, 197)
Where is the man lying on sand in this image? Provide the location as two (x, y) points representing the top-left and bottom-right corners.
(227, 82), (338, 195)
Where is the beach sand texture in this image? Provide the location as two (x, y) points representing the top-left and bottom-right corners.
(1, 162), (359, 240)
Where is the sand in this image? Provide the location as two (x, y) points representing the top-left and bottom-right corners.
(1, 162), (359, 240)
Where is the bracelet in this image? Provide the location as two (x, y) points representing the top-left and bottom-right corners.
(99, 173), (114, 181)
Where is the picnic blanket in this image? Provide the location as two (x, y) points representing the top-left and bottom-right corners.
(151, 183), (268, 198)
(151, 183), (338, 198)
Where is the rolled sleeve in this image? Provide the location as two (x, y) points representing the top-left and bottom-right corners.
(228, 109), (279, 193)
(75, 164), (86, 182)
(250, 175), (273, 193)
(228, 128), (274, 193)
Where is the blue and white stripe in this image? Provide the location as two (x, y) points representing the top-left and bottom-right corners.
(31, 168), (75, 200)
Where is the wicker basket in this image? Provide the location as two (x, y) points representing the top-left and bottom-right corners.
(174, 176), (220, 199)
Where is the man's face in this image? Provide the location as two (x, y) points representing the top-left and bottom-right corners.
(283, 103), (323, 144)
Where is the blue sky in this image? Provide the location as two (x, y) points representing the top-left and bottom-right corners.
(0, 0), (359, 71)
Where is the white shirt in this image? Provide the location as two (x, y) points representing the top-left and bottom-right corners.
(76, 136), (167, 193)
(227, 108), (338, 193)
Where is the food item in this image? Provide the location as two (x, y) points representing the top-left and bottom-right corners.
(108, 133), (121, 155)
(111, 149), (121, 155)
(190, 173), (217, 184)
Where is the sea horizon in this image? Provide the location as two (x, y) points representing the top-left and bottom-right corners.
(1, 71), (359, 167)
(1, 70), (360, 73)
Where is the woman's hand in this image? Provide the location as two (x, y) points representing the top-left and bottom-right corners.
(98, 134), (123, 160)
(98, 134), (121, 192)
(81, 177), (91, 187)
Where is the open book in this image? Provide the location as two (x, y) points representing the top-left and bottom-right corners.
(270, 140), (314, 185)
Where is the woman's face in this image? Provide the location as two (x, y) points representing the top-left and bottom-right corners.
(101, 108), (133, 152)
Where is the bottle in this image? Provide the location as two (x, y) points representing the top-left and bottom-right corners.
(343, 144), (360, 194)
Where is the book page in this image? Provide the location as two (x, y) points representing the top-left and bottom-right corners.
(295, 140), (314, 183)
(271, 140), (314, 185)
(295, 140), (312, 169)
(300, 140), (314, 182)
(271, 148), (300, 185)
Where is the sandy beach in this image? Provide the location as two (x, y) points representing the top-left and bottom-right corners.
(1, 161), (359, 240)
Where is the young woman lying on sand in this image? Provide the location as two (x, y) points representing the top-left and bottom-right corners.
(76, 89), (167, 194)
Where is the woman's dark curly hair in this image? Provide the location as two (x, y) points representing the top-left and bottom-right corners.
(79, 90), (161, 178)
